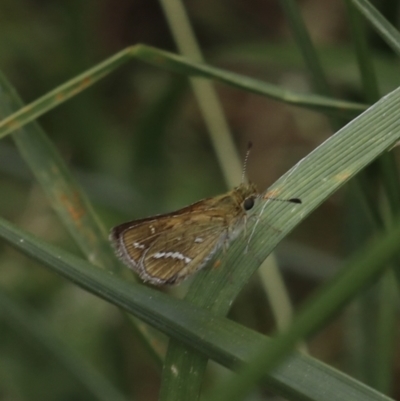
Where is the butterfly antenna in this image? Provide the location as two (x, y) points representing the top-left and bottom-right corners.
(265, 196), (302, 204)
(242, 141), (253, 183)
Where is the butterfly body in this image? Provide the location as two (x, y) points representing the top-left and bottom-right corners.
(109, 182), (259, 285)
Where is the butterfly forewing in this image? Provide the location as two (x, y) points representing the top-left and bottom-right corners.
(110, 209), (229, 285)
(142, 219), (228, 284)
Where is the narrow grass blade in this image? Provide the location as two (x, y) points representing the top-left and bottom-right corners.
(279, 0), (331, 95)
(350, 0), (400, 57)
(345, 0), (379, 102)
(0, 71), (116, 269)
(374, 272), (398, 392)
(0, 45), (367, 139)
(159, 0), (242, 187)
(344, 2), (400, 392)
(0, 71), (164, 366)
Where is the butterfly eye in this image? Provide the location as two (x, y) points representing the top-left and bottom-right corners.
(243, 196), (255, 211)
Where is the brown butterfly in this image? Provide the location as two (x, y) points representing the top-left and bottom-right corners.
(110, 182), (261, 285)
(109, 147), (301, 285)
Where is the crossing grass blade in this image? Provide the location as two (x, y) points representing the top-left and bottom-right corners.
(0, 215), (394, 401)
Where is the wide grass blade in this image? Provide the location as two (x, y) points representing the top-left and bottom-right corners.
(0, 216), (393, 401)
(159, 68), (400, 401)
(207, 215), (400, 401)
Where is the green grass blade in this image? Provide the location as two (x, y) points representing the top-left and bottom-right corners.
(0, 289), (130, 401)
(207, 215), (400, 401)
(374, 272), (398, 393)
(157, 2), (259, 398)
(159, 0), (242, 187)
(0, 71), (116, 269)
(344, 3), (400, 392)
(345, 0), (380, 102)
(160, 81), (400, 399)
(345, 1), (400, 217)
(0, 45), (367, 140)
(350, 0), (400, 57)
(0, 217), (393, 401)
(134, 46), (365, 116)
(0, 71), (164, 367)
(278, 0), (331, 95)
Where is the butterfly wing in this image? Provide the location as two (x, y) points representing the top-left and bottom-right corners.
(110, 209), (228, 285)
(142, 219), (228, 284)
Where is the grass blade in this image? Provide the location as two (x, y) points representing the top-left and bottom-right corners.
(0, 216), (393, 401)
(350, 0), (400, 57)
(0, 71), (116, 269)
(0, 45), (367, 140)
(207, 214), (400, 401)
(0, 71), (164, 366)
(161, 81), (400, 399)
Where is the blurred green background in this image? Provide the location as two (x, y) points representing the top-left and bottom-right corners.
(0, 1), (399, 400)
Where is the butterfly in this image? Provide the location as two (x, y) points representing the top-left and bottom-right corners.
(109, 182), (261, 285)
(109, 145), (301, 285)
